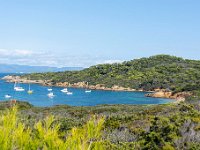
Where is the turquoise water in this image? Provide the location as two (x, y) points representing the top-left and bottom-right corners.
(0, 73), (173, 107)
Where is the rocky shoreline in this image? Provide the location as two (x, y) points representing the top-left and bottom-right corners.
(1, 75), (139, 92)
(2, 75), (191, 102)
(145, 89), (192, 102)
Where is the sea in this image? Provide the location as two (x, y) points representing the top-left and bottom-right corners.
(0, 73), (173, 107)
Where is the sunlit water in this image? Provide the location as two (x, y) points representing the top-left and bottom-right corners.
(0, 73), (173, 107)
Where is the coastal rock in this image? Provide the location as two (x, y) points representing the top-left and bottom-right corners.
(171, 92), (192, 99)
(55, 82), (69, 87)
(72, 82), (87, 88)
(2, 75), (14, 80)
(146, 91), (172, 98)
(2, 75), (45, 84)
(145, 90), (192, 101)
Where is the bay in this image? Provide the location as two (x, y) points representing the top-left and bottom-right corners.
(0, 73), (173, 107)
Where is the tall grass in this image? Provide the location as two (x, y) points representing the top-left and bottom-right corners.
(0, 106), (105, 150)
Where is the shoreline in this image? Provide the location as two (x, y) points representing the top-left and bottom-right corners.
(1, 75), (145, 92)
(2, 75), (191, 102)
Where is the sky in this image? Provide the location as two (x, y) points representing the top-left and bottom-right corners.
(0, 0), (200, 67)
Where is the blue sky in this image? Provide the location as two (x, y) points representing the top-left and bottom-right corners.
(0, 0), (200, 67)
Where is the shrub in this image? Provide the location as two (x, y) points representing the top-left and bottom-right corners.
(0, 106), (105, 150)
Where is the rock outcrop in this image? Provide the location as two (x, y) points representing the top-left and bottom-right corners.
(145, 89), (192, 101)
(2, 75), (45, 84)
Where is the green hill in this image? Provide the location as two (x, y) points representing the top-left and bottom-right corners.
(25, 55), (200, 94)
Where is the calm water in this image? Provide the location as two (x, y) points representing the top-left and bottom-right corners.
(0, 73), (173, 107)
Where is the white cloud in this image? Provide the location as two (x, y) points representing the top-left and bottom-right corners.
(0, 49), (36, 57)
(101, 59), (123, 64)
(0, 49), (123, 67)
(14, 50), (34, 56)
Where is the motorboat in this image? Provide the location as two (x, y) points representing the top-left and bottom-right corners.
(47, 92), (55, 98)
(47, 88), (53, 92)
(61, 88), (68, 93)
(66, 92), (73, 95)
(5, 94), (11, 99)
(85, 90), (91, 93)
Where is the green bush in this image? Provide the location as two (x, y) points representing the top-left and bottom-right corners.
(0, 106), (105, 150)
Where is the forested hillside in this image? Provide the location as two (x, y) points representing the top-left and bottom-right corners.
(24, 55), (200, 93)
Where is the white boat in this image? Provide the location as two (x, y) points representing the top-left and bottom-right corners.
(66, 92), (73, 95)
(14, 86), (25, 91)
(47, 88), (53, 92)
(5, 94), (11, 99)
(85, 90), (91, 93)
(61, 88), (68, 93)
(47, 92), (55, 98)
(85, 82), (91, 93)
(14, 81), (25, 92)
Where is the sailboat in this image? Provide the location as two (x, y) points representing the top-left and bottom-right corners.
(27, 83), (33, 94)
(14, 81), (25, 92)
(85, 82), (91, 93)
(27, 76), (33, 94)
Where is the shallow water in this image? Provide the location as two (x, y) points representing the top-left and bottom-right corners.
(0, 73), (173, 107)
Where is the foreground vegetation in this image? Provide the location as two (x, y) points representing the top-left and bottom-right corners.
(1, 100), (200, 149)
(0, 104), (105, 150)
(24, 55), (200, 95)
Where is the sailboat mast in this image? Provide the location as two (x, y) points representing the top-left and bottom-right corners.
(29, 76), (30, 91)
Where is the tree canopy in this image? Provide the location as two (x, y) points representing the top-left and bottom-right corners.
(25, 55), (200, 93)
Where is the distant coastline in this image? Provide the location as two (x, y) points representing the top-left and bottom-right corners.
(0, 64), (83, 73)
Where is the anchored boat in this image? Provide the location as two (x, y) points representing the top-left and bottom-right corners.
(47, 92), (55, 98)
(61, 88), (68, 93)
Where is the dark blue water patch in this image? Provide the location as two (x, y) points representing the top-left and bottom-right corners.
(0, 73), (174, 107)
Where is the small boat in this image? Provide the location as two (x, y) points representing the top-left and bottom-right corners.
(27, 90), (33, 94)
(47, 88), (53, 92)
(66, 92), (73, 95)
(14, 86), (25, 92)
(27, 82), (33, 94)
(5, 94), (11, 99)
(14, 81), (25, 92)
(85, 90), (91, 93)
(61, 88), (68, 93)
(47, 92), (55, 98)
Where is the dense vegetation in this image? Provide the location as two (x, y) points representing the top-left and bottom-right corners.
(24, 55), (200, 94)
(1, 100), (200, 149)
(0, 105), (105, 150)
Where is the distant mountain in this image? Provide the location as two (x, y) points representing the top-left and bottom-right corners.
(0, 64), (83, 73)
